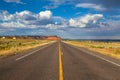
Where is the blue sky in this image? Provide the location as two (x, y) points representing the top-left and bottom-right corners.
(0, 0), (120, 39)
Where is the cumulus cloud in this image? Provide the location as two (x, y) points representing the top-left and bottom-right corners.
(39, 10), (52, 20)
(64, 18), (120, 39)
(76, 3), (106, 11)
(0, 11), (104, 29)
(0, 10), (55, 26)
(15, 10), (32, 17)
(4, 0), (25, 4)
(0, 11), (14, 21)
(15, 10), (37, 21)
(0, 10), (35, 21)
(0, 10), (120, 39)
(69, 14), (103, 28)
(0, 10), (68, 30)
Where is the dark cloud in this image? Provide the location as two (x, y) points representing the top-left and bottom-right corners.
(24, 15), (36, 21)
(91, 0), (120, 8)
(30, 19), (54, 25)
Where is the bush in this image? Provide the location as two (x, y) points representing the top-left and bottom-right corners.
(90, 45), (104, 49)
(114, 49), (120, 54)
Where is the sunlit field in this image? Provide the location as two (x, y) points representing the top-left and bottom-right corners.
(65, 41), (120, 59)
(0, 39), (53, 57)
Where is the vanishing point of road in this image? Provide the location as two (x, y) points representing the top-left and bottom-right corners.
(0, 41), (120, 80)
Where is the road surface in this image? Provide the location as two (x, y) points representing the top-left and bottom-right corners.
(0, 41), (120, 80)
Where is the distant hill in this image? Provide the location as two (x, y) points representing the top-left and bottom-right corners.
(0, 35), (61, 40)
(64, 39), (120, 42)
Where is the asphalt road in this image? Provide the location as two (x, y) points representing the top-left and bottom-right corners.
(0, 41), (120, 80)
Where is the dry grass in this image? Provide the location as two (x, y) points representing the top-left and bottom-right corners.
(0, 39), (54, 57)
(64, 41), (120, 59)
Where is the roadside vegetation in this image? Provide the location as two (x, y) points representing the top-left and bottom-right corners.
(65, 41), (120, 59)
(0, 39), (53, 57)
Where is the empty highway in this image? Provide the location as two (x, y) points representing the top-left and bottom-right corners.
(0, 41), (120, 80)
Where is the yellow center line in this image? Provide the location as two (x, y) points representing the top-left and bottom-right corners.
(59, 42), (63, 80)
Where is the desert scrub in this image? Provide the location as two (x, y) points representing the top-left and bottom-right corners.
(114, 49), (120, 55)
(0, 39), (53, 57)
(64, 41), (120, 59)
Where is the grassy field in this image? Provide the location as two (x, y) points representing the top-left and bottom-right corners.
(64, 41), (120, 59)
(0, 39), (53, 57)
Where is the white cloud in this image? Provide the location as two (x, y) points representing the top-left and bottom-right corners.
(16, 10), (31, 16)
(45, 24), (58, 29)
(0, 10), (36, 21)
(69, 14), (103, 28)
(76, 3), (106, 11)
(0, 10), (54, 25)
(69, 19), (86, 27)
(0, 10), (104, 29)
(39, 10), (52, 20)
(110, 15), (120, 18)
(43, 0), (66, 9)
(15, 10), (37, 21)
(0, 10), (67, 29)
(0, 11), (14, 21)
(4, 0), (25, 4)
(0, 10), (120, 39)
(80, 14), (103, 24)
(0, 21), (25, 28)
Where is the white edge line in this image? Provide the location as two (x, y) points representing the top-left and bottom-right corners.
(68, 43), (120, 67)
(15, 42), (54, 61)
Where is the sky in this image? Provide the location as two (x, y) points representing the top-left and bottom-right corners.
(0, 0), (120, 39)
